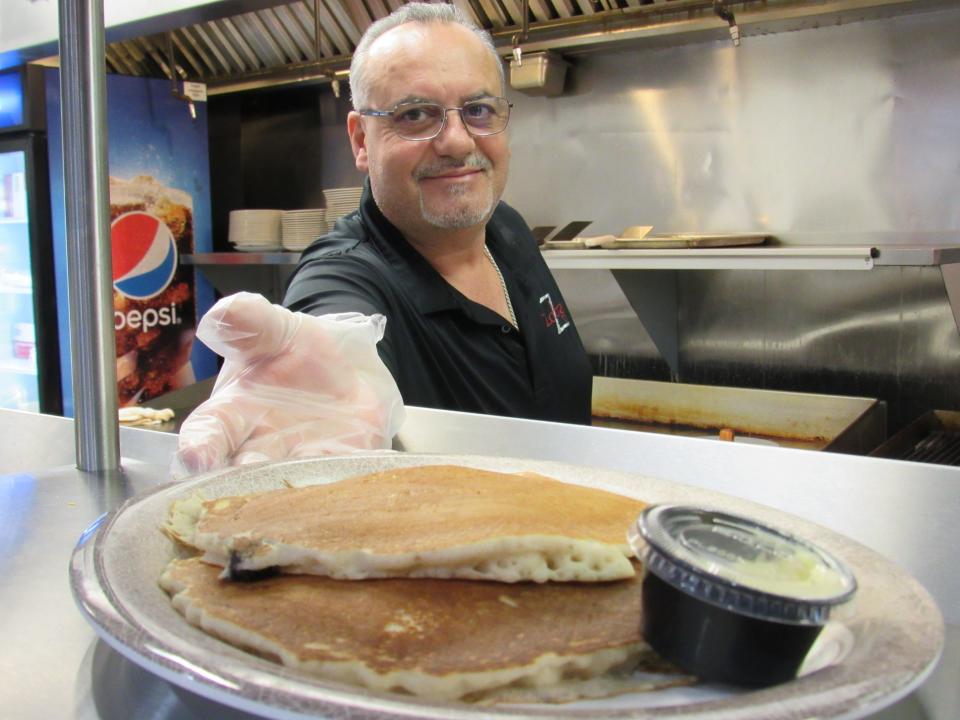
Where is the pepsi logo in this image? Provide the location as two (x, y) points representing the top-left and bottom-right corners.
(111, 211), (178, 300)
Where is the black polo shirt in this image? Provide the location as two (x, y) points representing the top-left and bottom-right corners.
(283, 181), (592, 425)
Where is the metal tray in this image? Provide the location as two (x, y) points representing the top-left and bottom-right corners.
(608, 233), (769, 249)
(542, 234), (770, 250)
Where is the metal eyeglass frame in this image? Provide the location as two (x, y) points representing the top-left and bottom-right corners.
(358, 97), (513, 141)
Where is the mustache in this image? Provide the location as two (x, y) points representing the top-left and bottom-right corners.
(414, 152), (492, 180)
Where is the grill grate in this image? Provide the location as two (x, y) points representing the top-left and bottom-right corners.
(899, 430), (960, 466)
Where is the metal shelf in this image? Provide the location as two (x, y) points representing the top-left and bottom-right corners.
(543, 245), (877, 271)
(541, 244), (960, 380)
(182, 252), (301, 266)
(542, 244), (960, 271)
(182, 252), (299, 302)
(181, 246), (960, 375)
(184, 245), (960, 272)
(543, 245), (960, 270)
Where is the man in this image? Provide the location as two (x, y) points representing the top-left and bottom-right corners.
(175, 3), (591, 475)
(284, 2), (592, 423)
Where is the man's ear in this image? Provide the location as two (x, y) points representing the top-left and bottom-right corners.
(347, 112), (369, 173)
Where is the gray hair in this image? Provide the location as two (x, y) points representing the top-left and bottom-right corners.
(349, 2), (504, 110)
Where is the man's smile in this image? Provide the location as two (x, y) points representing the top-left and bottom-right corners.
(420, 168), (484, 183)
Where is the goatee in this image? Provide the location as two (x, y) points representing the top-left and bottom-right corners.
(416, 153), (496, 230)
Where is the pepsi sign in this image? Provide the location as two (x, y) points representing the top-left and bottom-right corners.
(111, 211), (178, 300)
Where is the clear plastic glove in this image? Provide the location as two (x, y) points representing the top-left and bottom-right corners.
(171, 292), (405, 479)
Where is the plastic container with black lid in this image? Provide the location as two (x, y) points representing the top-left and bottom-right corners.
(629, 504), (858, 687)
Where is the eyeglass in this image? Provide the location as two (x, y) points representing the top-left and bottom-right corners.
(358, 97), (513, 141)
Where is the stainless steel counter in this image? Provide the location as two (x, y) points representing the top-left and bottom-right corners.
(1, 406), (957, 719)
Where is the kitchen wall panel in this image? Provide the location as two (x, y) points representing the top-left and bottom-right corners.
(676, 268), (960, 432)
(504, 7), (960, 241)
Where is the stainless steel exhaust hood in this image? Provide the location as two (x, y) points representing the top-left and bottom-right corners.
(22, 0), (959, 94)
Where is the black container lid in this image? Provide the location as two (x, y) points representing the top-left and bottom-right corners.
(630, 505), (857, 625)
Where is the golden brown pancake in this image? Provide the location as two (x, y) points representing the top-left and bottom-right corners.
(159, 557), (689, 703)
(165, 465), (647, 582)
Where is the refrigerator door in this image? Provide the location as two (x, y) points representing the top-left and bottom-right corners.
(0, 136), (60, 413)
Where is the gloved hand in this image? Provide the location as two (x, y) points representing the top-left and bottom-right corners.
(171, 292), (405, 479)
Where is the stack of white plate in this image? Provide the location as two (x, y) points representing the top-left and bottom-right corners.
(228, 209), (282, 252)
(281, 209), (329, 251)
(323, 186), (363, 223)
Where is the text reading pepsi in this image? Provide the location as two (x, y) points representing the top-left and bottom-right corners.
(114, 303), (181, 331)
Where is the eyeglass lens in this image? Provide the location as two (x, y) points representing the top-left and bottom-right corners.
(391, 98), (510, 140)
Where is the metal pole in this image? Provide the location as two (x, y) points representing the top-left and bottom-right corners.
(58, 0), (120, 472)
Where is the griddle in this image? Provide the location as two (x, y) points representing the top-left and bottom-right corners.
(870, 410), (960, 466)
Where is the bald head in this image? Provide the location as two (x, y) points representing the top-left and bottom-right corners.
(349, 2), (503, 110)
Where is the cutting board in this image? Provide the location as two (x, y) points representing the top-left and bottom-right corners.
(540, 233), (772, 250)
(610, 233), (770, 249)
(542, 233), (771, 250)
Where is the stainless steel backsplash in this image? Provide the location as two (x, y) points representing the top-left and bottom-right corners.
(502, 8), (960, 435)
(504, 7), (960, 239)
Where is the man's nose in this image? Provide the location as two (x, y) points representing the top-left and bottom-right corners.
(432, 109), (476, 154)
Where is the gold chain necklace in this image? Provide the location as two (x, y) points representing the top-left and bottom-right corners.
(483, 244), (517, 329)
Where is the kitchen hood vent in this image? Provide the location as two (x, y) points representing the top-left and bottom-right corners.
(29, 0), (958, 95)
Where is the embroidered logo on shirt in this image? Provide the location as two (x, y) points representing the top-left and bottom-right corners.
(539, 293), (570, 335)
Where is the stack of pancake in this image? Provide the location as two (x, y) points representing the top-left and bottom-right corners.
(160, 464), (691, 704)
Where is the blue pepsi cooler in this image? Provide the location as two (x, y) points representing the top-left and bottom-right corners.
(45, 71), (217, 416)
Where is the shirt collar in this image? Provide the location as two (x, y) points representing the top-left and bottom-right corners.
(356, 179), (456, 315)
(357, 177), (512, 318)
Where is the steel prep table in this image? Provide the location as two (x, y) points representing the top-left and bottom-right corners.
(1, 406), (957, 719)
